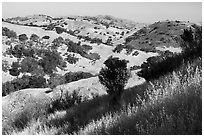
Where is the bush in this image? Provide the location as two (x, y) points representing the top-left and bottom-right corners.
(49, 90), (82, 112)
(113, 44), (124, 53)
(46, 23), (56, 30)
(2, 27), (17, 38)
(18, 34), (28, 41)
(10, 44), (35, 58)
(39, 50), (64, 74)
(30, 34), (39, 42)
(66, 40), (86, 56)
(52, 36), (64, 44)
(42, 35), (50, 39)
(98, 56), (130, 106)
(48, 73), (65, 89)
(9, 62), (21, 77)
(20, 57), (39, 74)
(2, 60), (10, 72)
(29, 75), (47, 88)
(2, 75), (47, 96)
(55, 27), (66, 34)
(81, 44), (93, 51)
(65, 54), (79, 64)
(64, 71), (93, 83)
(82, 53), (100, 61)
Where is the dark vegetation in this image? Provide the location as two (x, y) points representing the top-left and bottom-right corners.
(2, 60), (10, 72)
(2, 37), (94, 96)
(64, 71), (94, 83)
(18, 34), (28, 41)
(113, 44), (134, 55)
(65, 54), (79, 64)
(42, 35), (50, 39)
(30, 34), (39, 42)
(77, 35), (103, 45)
(2, 75), (46, 96)
(138, 26), (202, 80)
(81, 44), (93, 51)
(99, 57), (130, 107)
(82, 53), (100, 61)
(2, 27), (17, 38)
(3, 70), (94, 96)
(55, 27), (66, 34)
(64, 39), (100, 61)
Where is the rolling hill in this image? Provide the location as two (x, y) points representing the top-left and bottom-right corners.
(2, 14), (202, 135)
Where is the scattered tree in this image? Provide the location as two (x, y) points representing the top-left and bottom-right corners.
(30, 34), (39, 42)
(2, 27), (17, 38)
(19, 34), (28, 41)
(42, 35), (50, 39)
(98, 56), (130, 106)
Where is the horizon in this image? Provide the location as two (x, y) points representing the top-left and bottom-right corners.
(2, 2), (202, 24)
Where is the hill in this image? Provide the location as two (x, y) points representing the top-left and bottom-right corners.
(124, 20), (199, 53)
(2, 14), (202, 135)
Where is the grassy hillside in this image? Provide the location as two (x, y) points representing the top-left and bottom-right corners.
(5, 57), (201, 135)
(124, 20), (198, 52)
(2, 15), (202, 135)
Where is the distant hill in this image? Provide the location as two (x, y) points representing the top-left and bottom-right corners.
(124, 20), (199, 52)
(4, 14), (146, 44)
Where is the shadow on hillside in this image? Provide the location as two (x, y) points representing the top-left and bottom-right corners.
(86, 86), (202, 135)
(46, 82), (149, 134)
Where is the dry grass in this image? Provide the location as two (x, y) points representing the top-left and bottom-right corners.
(76, 58), (202, 135)
(5, 58), (202, 135)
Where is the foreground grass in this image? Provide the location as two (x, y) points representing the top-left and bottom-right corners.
(6, 58), (202, 135)
(77, 58), (202, 135)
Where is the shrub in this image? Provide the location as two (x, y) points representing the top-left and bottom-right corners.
(48, 73), (65, 89)
(2, 75), (47, 96)
(98, 56), (130, 106)
(52, 37), (64, 44)
(113, 44), (124, 53)
(18, 34), (28, 41)
(2, 60), (10, 72)
(66, 41), (86, 56)
(49, 90), (82, 112)
(82, 44), (93, 51)
(11, 44), (24, 58)
(90, 37), (103, 44)
(64, 71), (93, 83)
(28, 75), (47, 88)
(132, 51), (139, 56)
(42, 35), (50, 39)
(39, 50), (64, 74)
(30, 34), (39, 42)
(82, 53), (100, 61)
(2, 27), (17, 38)
(2, 81), (15, 96)
(65, 54), (79, 64)
(55, 27), (66, 34)
(46, 23), (56, 30)
(20, 57), (39, 74)
(9, 62), (21, 77)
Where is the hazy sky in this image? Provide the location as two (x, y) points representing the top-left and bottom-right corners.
(2, 2), (202, 23)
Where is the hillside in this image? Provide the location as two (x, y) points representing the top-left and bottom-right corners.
(124, 20), (198, 53)
(3, 57), (202, 135)
(2, 15), (155, 85)
(4, 14), (146, 45)
(2, 14), (202, 135)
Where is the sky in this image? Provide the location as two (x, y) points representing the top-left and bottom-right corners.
(2, 2), (202, 23)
